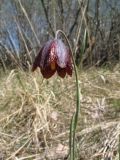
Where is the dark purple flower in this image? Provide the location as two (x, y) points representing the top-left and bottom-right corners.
(32, 39), (72, 79)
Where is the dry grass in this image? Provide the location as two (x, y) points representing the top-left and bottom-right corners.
(0, 66), (120, 160)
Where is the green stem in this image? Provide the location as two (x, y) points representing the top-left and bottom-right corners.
(56, 30), (80, 160)
(118, 134), (120, 160)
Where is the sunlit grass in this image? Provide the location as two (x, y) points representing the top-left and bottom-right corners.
(0, 68), (120, 159)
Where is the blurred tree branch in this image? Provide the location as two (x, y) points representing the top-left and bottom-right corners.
(40, 0), (55, 36)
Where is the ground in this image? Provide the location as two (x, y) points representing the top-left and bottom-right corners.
(0, 66), (120, 160)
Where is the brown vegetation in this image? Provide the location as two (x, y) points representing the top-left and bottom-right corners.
(0, 67), (120, 159)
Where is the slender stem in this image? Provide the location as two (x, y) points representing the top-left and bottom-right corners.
(52, 0), (56, 33)
(56, 30), (80, 160)
(118, 134), (120, 160)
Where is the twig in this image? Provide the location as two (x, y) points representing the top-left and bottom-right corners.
(74, 4), (87, 56)
(40, 0), (55, 36)
(17, 0), (40, 46)
(68, 7), (81, 38)
(57, 0), (64, 30)
(6, 137), (31, 160)
(14, 17), (32, 64)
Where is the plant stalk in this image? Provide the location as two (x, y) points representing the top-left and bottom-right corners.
(56, 30), (80, 160)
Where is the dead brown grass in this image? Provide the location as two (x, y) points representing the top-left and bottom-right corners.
(0, 66), (120, 160)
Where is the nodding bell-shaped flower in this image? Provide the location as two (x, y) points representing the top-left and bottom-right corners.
(32, 39), (73, 79)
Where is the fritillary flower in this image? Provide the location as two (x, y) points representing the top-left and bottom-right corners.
(32, 39), (72, 78)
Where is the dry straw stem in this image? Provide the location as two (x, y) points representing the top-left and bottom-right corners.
(14, 17), (32, 64)
(6, 137), (31, 160)
(16, 0), (40, 46)
(0, 42), (22, 69)
(0, 55), (7, 72)
(74, 1), (87, 55)
(40, 0), (55, 36)
(5, 24), (20, 60)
